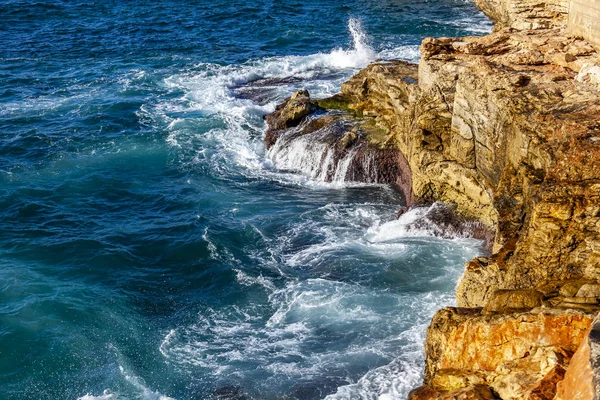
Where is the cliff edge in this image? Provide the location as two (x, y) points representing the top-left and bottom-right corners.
(264, 0), (600, 398)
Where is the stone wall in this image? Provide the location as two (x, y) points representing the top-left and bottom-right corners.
(568, 0), (600, 49)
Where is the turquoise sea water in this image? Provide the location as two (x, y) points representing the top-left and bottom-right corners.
(0, 1), (491, 399)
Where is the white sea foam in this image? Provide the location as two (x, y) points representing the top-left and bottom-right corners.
(78, 391), (116, 400)
(267, 127), (375, 185)
(365, 203), (481, 242)
(147, 18), (418, 189)
(323, 294), (452, 400)
(119, 365), (176, 400)
(327, 18), (376, 69)
(145, 18), (486, 400)
(234, 269), (277, 291)
(157, 198), (482, 399)
(158, 277), (460, 399)
(77, 366), (175, 400)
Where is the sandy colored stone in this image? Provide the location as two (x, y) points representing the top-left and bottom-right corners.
(264, 2), (600, 397)
(577, 284), (600, 299)
(408, 384), (498, 400)
(474, 0), (570, 30)
(567, 0), (600, 50)
(264, 89), (318, 149)
(483, 289), (544, 313)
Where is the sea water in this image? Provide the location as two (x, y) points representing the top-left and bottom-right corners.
(0, 1), (491, 399)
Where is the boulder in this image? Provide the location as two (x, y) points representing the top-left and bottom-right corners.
(264, 89), (318, 149)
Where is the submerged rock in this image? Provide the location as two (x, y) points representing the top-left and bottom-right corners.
(213, 386), (249, 400)
(401, 202), (494, 248)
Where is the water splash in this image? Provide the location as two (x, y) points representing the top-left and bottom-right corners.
(325, 18), (376, 69)
(154, 18), (410, 184)
(267, 123), (384, 185)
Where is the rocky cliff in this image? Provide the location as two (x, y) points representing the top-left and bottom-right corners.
(264, 0), (600, 398)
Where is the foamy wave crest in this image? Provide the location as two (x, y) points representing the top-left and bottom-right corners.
(235, 269), (277, 291)
(158, 282), (459, 399)
(282, 202), (484, 270)
(323, 295), (450, 400)
(79, 349), (176, 400)
(119, 365), (176, 400)
(157, 199), (483, 398)
(143, 18), (418, 187)
(78, 391), (115, 400)
(159, 279), (418, 393)
(366, 203), (483, 242)
(77, 370), (175, 400)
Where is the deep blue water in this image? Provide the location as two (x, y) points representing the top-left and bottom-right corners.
(0, 1), (491, 399)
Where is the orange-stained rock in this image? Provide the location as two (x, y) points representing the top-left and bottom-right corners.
(423, 307), (593, 399)
(526, 365), (566, 399)
(408, 384), (498, 400)
(553, 313), (600, 400)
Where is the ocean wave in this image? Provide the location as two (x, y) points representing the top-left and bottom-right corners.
(146, 18), (418, 189)
(77, 365), (175, 400)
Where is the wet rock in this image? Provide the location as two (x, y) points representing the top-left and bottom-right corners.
(266, 114), (404, 185)
(213, 386), (249, 400)
(232, 76), (305, 105)
(401, 202), (495, 247)
(264, 6), (600, 396)
(264, 89), (318, 149)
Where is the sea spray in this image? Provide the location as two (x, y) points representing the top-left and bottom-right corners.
(0, 1), (492, 398)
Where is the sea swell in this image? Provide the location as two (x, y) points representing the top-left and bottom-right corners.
(0, 2), (492, 399)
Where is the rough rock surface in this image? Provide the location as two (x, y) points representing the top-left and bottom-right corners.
(408, 384), (499, 400)
(267, 112), (405, 185)
(473, 0), (570, 30)
(554, 313), (600, 400)
(567, 0), (600, 50)
(264, 1), (600, 398)
(423, 307), (592, 399)
(264, 89), (318, 149)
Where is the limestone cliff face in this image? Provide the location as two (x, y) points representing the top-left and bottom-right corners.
(473, 0), (570, 30)
(264, 1), (600, 398)
(419, 308), (593, 399)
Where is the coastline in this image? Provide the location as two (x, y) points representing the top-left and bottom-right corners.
(264, 0), (600, 397)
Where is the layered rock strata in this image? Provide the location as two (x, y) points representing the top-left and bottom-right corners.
(264, 0), (600, 398)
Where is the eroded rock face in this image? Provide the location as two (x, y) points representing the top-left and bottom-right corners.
(266, 112), (404, 185)
(553, 314), (600, 400)
(419, 307), (593, 399)
(264, 3), (600, 397)
(473, 0), (570, 30)
(408, 384), (499, 400)
(264, 89), (318, 149)
(335, 30), (600, 313)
